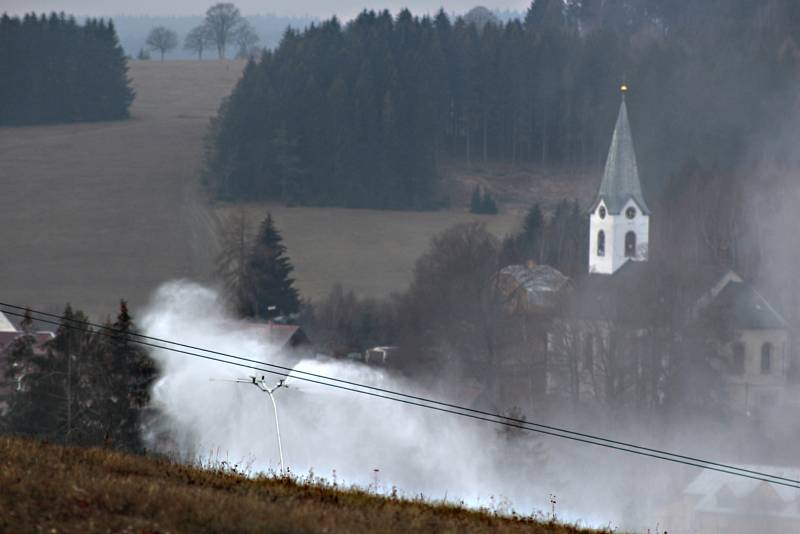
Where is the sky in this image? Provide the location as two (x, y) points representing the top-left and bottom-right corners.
(2, 1), (531, 19)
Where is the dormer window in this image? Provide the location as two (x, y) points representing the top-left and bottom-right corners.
(626, 207), (636, 219)
(598, 206), (606, 219)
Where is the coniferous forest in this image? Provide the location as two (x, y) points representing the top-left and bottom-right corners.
(0, 13), (134, 125)
(205, 0), (800, 209)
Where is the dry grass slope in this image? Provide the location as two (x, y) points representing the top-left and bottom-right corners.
(0, 437), (607, 534)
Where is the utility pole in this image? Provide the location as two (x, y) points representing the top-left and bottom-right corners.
(210, 375), (288, 472)
(251, 376), (287, 473)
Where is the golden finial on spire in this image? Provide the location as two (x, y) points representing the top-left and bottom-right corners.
(620, 84), (628, 93)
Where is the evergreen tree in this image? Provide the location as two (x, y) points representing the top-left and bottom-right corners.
(481, 189), (499, 214)
(2, 305), (90, 443)
(0, 302), (156, 452)
(239, 213), (300, 320)
(100, 300), (156, 451)
(521, 203), (544, 261)
(0, 13), (135, 125)
(469, 185), (483, 213)
(202, 2), (800, 210)
(0, 310), (36, 435)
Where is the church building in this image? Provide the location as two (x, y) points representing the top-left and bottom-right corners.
(579, 85), (795, 415)
(496, 85), (797, 416)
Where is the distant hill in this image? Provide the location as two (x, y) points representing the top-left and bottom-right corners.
(110, 14), (317, 58)
(0, 436), (603, 533)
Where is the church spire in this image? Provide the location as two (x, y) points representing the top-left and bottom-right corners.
(588, 85), (651, 275)
(593, 85), (649, 215)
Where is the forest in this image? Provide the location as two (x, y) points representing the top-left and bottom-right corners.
(204, 0), (800, 209)
(0, 13), (134, 125)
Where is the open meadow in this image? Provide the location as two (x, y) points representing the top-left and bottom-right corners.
(0, 60), (244, 318)
(0, 59), (566, 318)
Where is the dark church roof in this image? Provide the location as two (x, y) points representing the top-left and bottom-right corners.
(569, 261), (786, 331)
(709, 281), (787, 330)
(589, 95), (650, 215)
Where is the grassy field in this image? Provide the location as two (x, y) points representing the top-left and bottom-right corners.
(0, 59), (591, 318)
(220, 203), (522, 301)
(0, 436), (606, 533)
(0, 60), (244, 318)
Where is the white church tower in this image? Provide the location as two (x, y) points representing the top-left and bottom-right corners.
(588, 85), (650, 275)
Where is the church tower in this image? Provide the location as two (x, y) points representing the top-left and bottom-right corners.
(588, 86), (650, 275)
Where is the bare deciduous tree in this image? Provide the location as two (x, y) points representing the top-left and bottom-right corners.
(145, 26), (178, 61)
(215, 209), (252, 310)
(204, 3), (243, 59)
(234, 20), (260, 59)
(184, 24), (211, 60)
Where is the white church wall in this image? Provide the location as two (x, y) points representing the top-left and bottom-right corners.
(724, 328), (790, 415)
(589, 200), (614, 274)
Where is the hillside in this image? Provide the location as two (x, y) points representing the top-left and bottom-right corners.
(0, 60), (585, 317)
(0, 60), (244, 318)
(0, 436), (604, 534)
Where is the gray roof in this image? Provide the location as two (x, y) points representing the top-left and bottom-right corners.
(497, 264), (571, 310)
(591, 96), (650, 215)
(710, 281), (787, 330)
(0, 311), (16, 333)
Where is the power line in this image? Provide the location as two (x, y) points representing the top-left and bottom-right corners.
(2, 303), (799, 489)
(4, 302), (790, 483)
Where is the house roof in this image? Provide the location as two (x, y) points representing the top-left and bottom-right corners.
(0, 331), (55, 355)
(708, 281), (787, 330)
(684, 465), (800, 518)
(570, 260), (654, 321)
(571, 263), (784, 331)
(496, 264), (571, 311)
(258, 322), (310, 350)
(0, 311), (17, 333)
(590, 96), (650, 215)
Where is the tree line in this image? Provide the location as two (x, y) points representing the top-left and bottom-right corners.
(0, 302), (156, 452)
(204, 0), (800, 209)
(0, 13), (134, 126)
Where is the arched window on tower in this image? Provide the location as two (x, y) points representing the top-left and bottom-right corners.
(597, 231), (605, 257)
(761, 343), (773, 374)
(625, 231), (636, 257)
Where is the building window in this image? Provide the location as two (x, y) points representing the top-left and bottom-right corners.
(732, 342), (745, 375)
(626, 206), (636, 219)
(625, 231), (636, 257)
(761, 343), (773, 374)
(597, 230), (605, 257)
(599, 206), (606, 219)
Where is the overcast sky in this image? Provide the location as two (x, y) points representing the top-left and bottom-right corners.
(2, 1), (531, 19)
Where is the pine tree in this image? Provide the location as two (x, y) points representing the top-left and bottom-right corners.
(481, 189), (499, 214)
(521, 203), (544, 261)
(239, 213), (301, 320)
(0, 310), (36, 434)
(2, 305), (88, 443)
(95, 300), (157, 451)
(469, 185), (483, 213)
